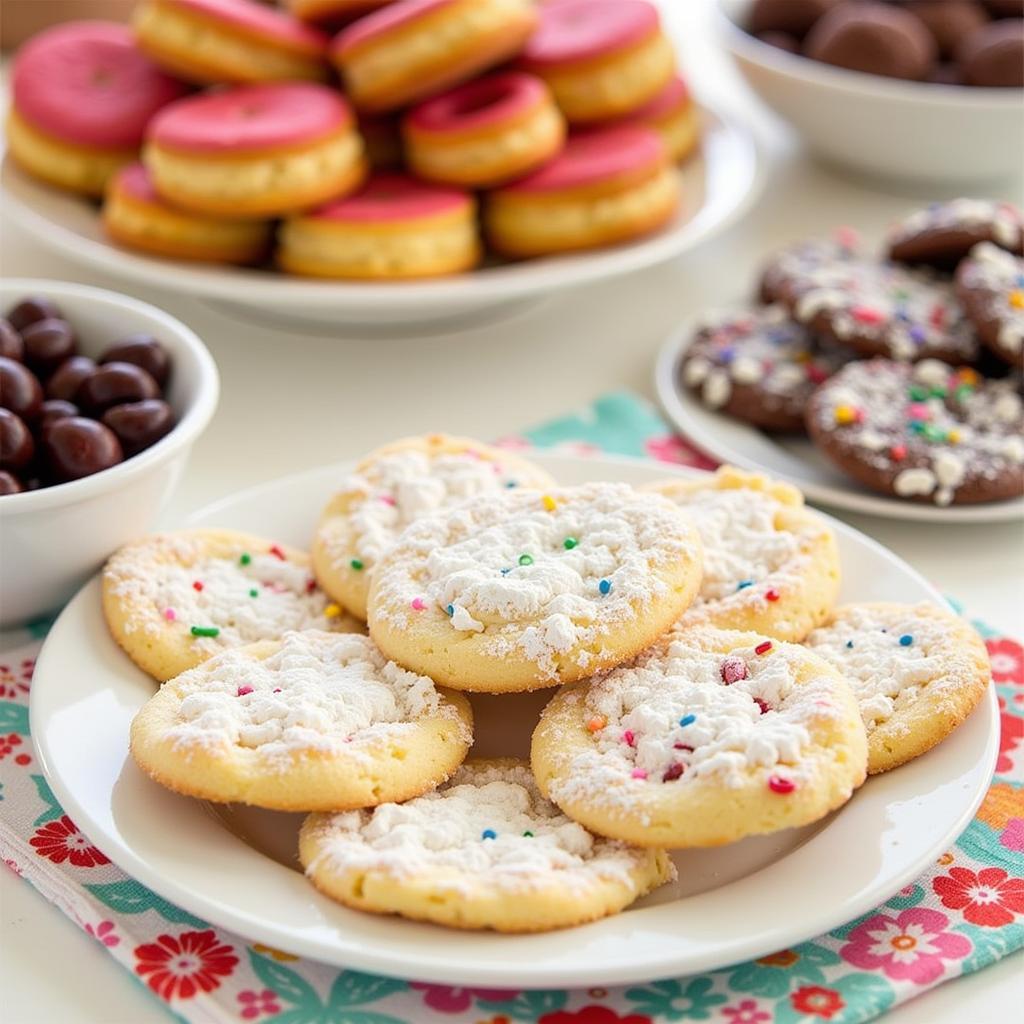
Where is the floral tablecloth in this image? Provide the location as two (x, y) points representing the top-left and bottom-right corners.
(1, 392), (1021, 1024)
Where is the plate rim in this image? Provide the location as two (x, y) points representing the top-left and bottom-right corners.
(2, 101), (763, 314)
(654, 320), (1024, 524)
(29, 453), (1000, 987)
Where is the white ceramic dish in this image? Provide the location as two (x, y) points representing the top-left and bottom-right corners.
(30, 454), (998, 987)
(1, 103), (760, 334)
(716, 0), (1024, 186)
(0, 279), (219, 627)
(655, 321), (1024, 524)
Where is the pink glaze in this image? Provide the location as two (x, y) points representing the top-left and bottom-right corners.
(332, 0), (455, 56)
(308, 172), (470, 223)
(496, 124), (664, 194)
(114, 162), (162, 203)
(406, 72), (546, 135)
(162, 0), (328, 52)
(12, 22), (187, 149)
(520, 0), (659, 67)
(149, 83), (352, 153)
(625, 74), (691, 120)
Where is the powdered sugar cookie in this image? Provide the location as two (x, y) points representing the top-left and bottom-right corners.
(805, 603), (990, 774)
(887, 199), (1023, 270)
(104, 528), (363, 682)
(368, 483), (704, 693)
(956, 242), (1024, 370)
(312, 435), (555, 620)
(679, 305), (851, 433)
(762, 238), (979, 365)
(299, 758), (673, 931)
(645, 467), (840, 642)
(532, 627), (867, 847)
(807, 359), (1024, 505)
(130, 630), (472, 810)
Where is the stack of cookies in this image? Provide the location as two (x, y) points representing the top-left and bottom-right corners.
(106, 434), (992, 932)
(680, 197), (1024, 507)
(6, 0), (702, 278)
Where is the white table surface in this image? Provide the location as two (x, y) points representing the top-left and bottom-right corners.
(2, 1), (1023, 1020)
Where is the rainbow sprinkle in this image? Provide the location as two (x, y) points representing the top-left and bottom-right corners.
(662, 763), (684, 782)
(678, 714), (697, 727)
(190, 626), (219, 638)
(598, 579), (612, 595)
(324, 604), (342, 619)
(768, 775), (796, 794)
(899, 634), (914, 646)
(754, 641), (773, 656)
(163, 608), (176, 621)
(563, 537), (578, 550)
(587, 715), (607, 733)
(518, 553), (534, 566)
(481, 829), (497, 840)
(411, 597), (426, 611)
(350, 559), (364, 571)
(239, 553), (251, 566)
(237, 685), (253, 696)
(542, 495), (557, 511)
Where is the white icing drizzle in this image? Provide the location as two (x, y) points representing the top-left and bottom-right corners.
(806, 603), (979, 735)
(306, 762), (663, 895)
(105, 532), (341, 655)
(164, 630), (464, 765)
(546, 636), (844, 816)
(372, 483), (699, 676)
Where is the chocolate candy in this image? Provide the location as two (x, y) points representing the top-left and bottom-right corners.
(805, 2), (937, 80)
(75, 361), (160, 415)
(0, 356), (43, 421)
(46, 355), (97, 402)
(100, 335), (171, 389)
(102, 399), (174, 455)
(0, 319), (23, 362)
(39, 399), (80, 433)
(21, 318), (77, 378)
(0, 470), (23, 495)
(7, 295), (62, 333)
(957, 19), (1024, 86)
(901, 1), (989, 58)
(0, 408), (35, 471)
(749, 0), (838, 38)
(43, 417), (123, 482)
(758, 29), (802, 51)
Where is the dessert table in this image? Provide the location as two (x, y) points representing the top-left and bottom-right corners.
(1, 1), (1021, 1020)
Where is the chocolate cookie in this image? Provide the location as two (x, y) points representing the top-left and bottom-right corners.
(762, 239), (979, 364)
(679, 304), (851, 432)
(898, 1), (989, 59)
(749, 0), (838, 39)
(956, 242), (1024, 368)
(807, 358), (1023, 505)
(956, 19), (1024, 86)
(804, 1), (937, 80)
(887, 199), (1024, 269)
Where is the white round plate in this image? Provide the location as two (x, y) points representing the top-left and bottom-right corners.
(30, 454), (998, 987)
(656, 322), (1024, 524)
(2, 103), (760, 333)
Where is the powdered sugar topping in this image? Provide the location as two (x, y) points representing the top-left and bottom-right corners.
(165, 630), (462, 764)
(306, 761), (662, 895)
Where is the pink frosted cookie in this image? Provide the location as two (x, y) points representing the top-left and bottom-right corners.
(279, 172), (480, 279)
(103, 163), (272, 265)
(144, 83), (365, 218)
(485, 124), (678, 257)
(610, 75), (700, 163)
(403, 72), (566, 188)
(806, 358), (1024, 506)
(532, 626), (867, 847)
(7, 21), (187, 197)
(517, 0), (676, 124)
(762, 237), (980, 365)
(133, 0), (329, 84)
(331, 0), (539, 112)
(956, 242), (1024, 370)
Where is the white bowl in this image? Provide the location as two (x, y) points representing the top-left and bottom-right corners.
(716, 0), (1024, 186)
(0, 279), (219, 627)
(1, 102), (761, 334)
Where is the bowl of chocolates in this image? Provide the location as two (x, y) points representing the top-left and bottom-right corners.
(0, 279), (218, 626)
(717, 0), (1024, 184)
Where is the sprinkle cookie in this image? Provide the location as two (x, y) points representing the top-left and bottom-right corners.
(367, 482), (704, 692)
(130, 630), (472, 810)
(762, 238), (979, 364)
(805, 603), (991, 774)
(679, 305), (851, 432)
(312, 435), (554, 620)
(299, 758), (674, 931)
(807, 359), (1024, 505)
(645, 468), (840, 642)
(531, 626), (867, 847)
(956, 242), (1024, 369)
(104, 528), (363, 681)
(887, 199), (1024, 270)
